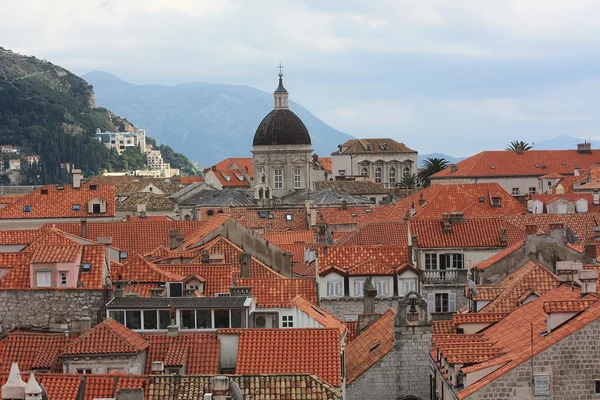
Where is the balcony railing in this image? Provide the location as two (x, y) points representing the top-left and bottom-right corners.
(422, 268), (468, 284)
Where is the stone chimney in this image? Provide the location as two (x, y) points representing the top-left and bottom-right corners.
(80, 218), (87, 239)
(341, 200), (348, 210)
(24, 374), (42, 400)
(579, 269), (598, 294)
(499, 226), (508, 246)
(72, 169), (82, 189)
(577, 142), (592, 154)
(176, 233), (185, 252)
(363, 277), (377, 314)
(79, 306), (91, 334)
(239, 252), (251, 278)
(229, 285), (252, 297)
(549, 222), (565, 244)
(201, 250), (210, 264)
(210, 376), (230, 400)
(97, 236), (113, 266)
(113, 280), (129, 298)
(441, 214), (453, 234)
(2, 363), (27, 400)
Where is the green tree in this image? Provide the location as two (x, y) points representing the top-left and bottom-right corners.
(418, 157), (449, 187)
(399, 173), (419, 189)
(506, 140), (533, 151)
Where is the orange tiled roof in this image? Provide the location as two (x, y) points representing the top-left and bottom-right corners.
(345, 320), (359, 343)
(452, 313), (506, 325)
(470, 285), (506, 301)
(395, 183), (527, 219)
(236, 278), (318, 305)
(543, 300), (592, 313)
(179, 175), (204, 185)
(317, 205), (406, 227)
(336, 222), (408, 246)
(78, 245), (107, 289)
(456, 285), (600, 399)
(261, 230), (315, 245)
(432, 149), (600, 179)
(432, 320), (456, 336)
(62, 319), (149, 356)
(479, 260), (559, 314)
(320, 157), (332, 174)
(183, 215), (231, 249)
(230, 209), (309, 232)
(292, 296), (347, 335)
(410, 217), (524, 249)
(0, 184), (115, 219)
(505, 212), (600, 245)
(142, 333), (220, 374)
(0, 229), (44, 245)
(530, 193), (600, 212)
(318, 245), (409, 271)
(345, 309), (397, 384)
(0, 252), (33, 289)
(215, 157), (254, 178)
(112, 255), (185, 283)
(209, 168), (250, 188)
(228, 328), (342, 386)
(347, 258), (396, 276)
(30, 244), (82, 264)
(0, 331), (74, 373)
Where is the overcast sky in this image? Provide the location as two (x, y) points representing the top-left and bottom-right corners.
(3, 0), (600, 157)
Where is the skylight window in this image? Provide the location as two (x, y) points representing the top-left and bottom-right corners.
(258, 211), (267, 219)
(72, 204), (81, 211)
(81, 263), (91, 272)
(23, 205), (32, 213)
(285, 214), (294, 221)
(56, 186), (64, 191)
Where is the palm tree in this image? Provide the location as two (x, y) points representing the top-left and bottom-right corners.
(418, 157), (449, 187)
(506, 140), (533, 151)
(400, 173), (419, 189)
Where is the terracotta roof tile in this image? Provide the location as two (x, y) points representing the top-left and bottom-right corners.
(179, 176), (204, 185)
(432, 150), (600, 179)
(215, 157), (254, 178)
(472, 240), (525, 270)
(142, 333), (219, 374)
(112, 255), (185, 283)
(335, 138), (416, 154)
(261, 230), (315, 245)
(0, 184), (115, 219)
(0, 331), (74, 373)
(51, 220), (206, 257)
(318, 245), (409, 272)
(345, 320), (359, 343)
(336, 222), (408, 246)
(236, 278), (318, 305)
(345, 309), (397, 383)
(410, 218), (524, 249)
(0, 229), (44, 245)
(37, 374), (82, 399)
(543, 300), (592, 313)
(452, 313), (506, 325)
(83, 375), (117, 400)
(292, 296), (347, 335)
(31, 244), (82, 264)
(77, 245), (107, 290)
(503, 213), (599, 244)
(183, 215), (231, 249)
(317, 205), (405, 227)
(347, 258), (396, 276)
(227, 328), (342, 386)
(230, 209), (309, 232)
(62, 319), (149, 356)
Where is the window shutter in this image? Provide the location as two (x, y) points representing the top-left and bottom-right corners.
(449, 293), (457, 312)
(427, 293), (435, 313)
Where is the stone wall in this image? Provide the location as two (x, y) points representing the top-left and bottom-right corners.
(320, 297), (400, 320)
(466, 317), (600, 399)
(347, 350), (400, 400)
(0, 289), (106, 334)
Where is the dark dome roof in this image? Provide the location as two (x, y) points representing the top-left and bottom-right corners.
(253, 109), (311, 146)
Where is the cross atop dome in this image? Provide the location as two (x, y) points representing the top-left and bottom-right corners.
(274, 62), (289, 108)
(277, 62), (284, 77)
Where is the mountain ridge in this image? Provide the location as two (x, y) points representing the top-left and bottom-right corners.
(83, 71), (354, 166)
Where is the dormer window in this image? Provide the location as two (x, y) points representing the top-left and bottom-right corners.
(41, 189), (48, 195)
(207, 209), (214, 216)
(167, 282), (183, 297)
(379, 143), (388, 151)
(89, 185), (98, 191)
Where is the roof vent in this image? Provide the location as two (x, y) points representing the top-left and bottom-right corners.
(56, 186), (64, 191)
(490, 166), (495, 170)
(81, 263), (91, 272)
(365, 209), (372, 213)
(478, 196), (485, 203)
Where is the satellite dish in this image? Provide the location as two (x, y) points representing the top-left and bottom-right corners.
(229, 381), (243, 400)
(566, 227), (579, 244)
(467, 279), (478, 297)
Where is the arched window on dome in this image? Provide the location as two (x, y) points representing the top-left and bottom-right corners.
(361, 167), (368, 177)
(403, 166), (410, 178)
(375, 167), (382, 183)
(389, 167), (396, 183)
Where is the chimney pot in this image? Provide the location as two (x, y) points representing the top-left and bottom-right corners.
(72, 169), (82, 189)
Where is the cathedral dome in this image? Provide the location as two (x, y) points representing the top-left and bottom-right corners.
(252, 69), (311, 146)
(253, 109), (311, 146)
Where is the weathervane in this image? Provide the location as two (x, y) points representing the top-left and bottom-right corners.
(277, 62), (284, 77)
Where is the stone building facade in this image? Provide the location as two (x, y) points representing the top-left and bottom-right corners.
(0, 289), (106, 334)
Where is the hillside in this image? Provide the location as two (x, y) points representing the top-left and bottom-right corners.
(83, 71), (353, 166)
(0, 47), (197, 183)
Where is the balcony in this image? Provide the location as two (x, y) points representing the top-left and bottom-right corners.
(422, 268), (468, 285)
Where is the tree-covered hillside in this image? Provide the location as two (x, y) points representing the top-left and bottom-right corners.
(0, 47), (198, 183)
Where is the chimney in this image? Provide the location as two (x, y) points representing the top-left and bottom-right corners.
(341, 200), (348, 210)
(211, 165), (217, 171)
(24, 374), (42, 400)
(525, 224), (538, 236)
(72, 169), (82, 189)
(168, 230), (179, 250)
(515, 144), (524, 155)
(418, 192), (426, 207)
(450, 164), (457, 172)
(78, 306), (91, 334)
(97, 236), (113, 265)
(499, 226), (508, 245)
(113, 280), (129, 298)
(201, 250), (210, 264)
(585, 243), (596, 259)
(210, 376), (230, 400)
(594, 190), (600, 205)
(411, 234), (418, 247)
(175, 233), (185, 252)
(139, 210), (147, 219)
(80, 218), (87, 239)
(167, 323), (179, 337)
(239, 252), (251, 278)
(363, 277), (377, 314)
(579, 269), (598, 294)
(229, 285), (252, 297)
(2, 363), (27, 400)
(449, 212), (465, 223)
(549, 222), (565, 244)
(577, 142), (592, 154)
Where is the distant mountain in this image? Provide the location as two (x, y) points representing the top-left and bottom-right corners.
(532, 135), (600, 151)
(417, 153), (466, 167)
(83, 71), (353, 166)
